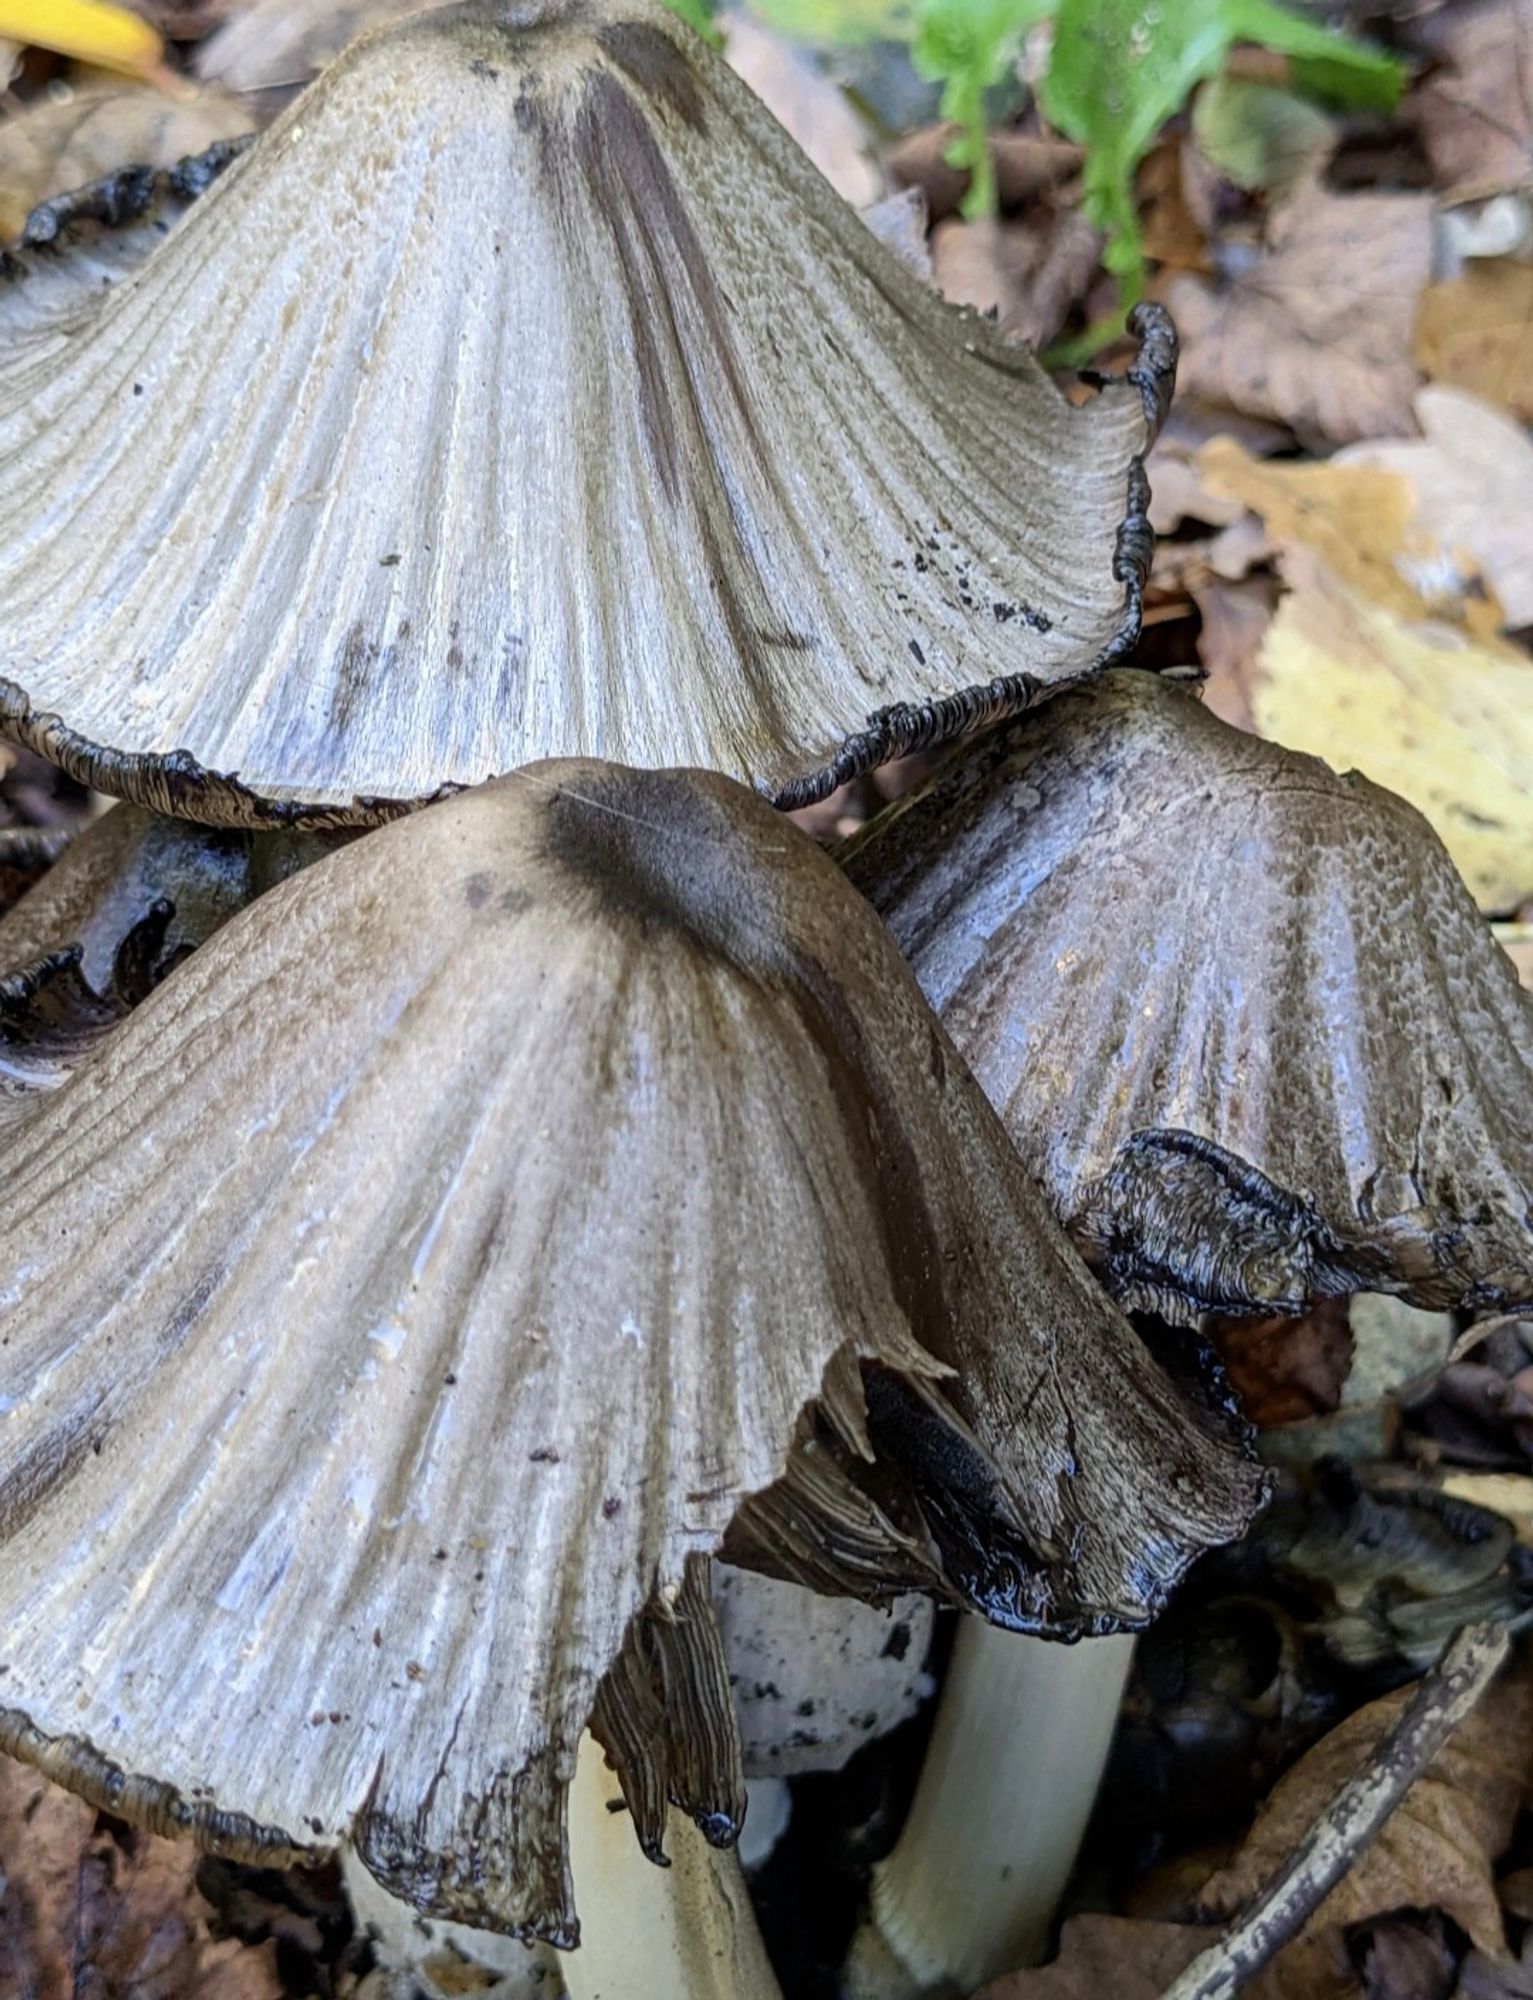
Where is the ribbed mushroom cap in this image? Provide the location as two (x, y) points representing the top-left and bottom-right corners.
(0, 759), (1258, 1942)
(845, 671), (1533, 1320)
(0, 0), (1166, 828)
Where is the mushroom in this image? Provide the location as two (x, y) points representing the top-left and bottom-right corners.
(0, 139), (247, 346)
(712, 1565), (935, 1781)
(0, 759), (1261, 1977)
(0, 801), (343, 990)
(0, 943), (140, 1121)
(0, 0), (1168, 828)
(845, 1624), (1136, 1999)
(0, 825), (69, 916)
(845, 669), (1533, 1321)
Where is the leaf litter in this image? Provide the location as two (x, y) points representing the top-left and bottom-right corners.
(1, 0), (1533, 1993)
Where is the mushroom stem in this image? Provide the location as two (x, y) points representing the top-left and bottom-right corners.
(844, 1620), (1135, 1999)
(562, 1733), (784, 2000)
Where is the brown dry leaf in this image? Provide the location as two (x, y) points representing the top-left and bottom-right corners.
(1192, 573), (1279, 731)
(884, 123), (1082, 224)
(1165, 183), (1434, 442)
(1197, 1659), (1533, 1979)
(1457, 1942), (1533, 1998)
(1247, 552), (1533, 912)
(975, 1916), (1220, 1998)
(195, 0), (449, 94)
(0, 1753), (283, 1999)
(1198, 436), (1514, 644)
(931, 208), (1101, 349)
(0, 82), (255, 243)
(1209, 1300), (1354, 1428)
(1495, 924), (1533, 987)
(1415, 261), (1533, 426)
(1338, 388), (1533, 633)
(724, 12), (882, 208)
(1414, 0), (1533, 207)
(1139, 135), (1211, 274)
(978, 1915), (1306, 1999)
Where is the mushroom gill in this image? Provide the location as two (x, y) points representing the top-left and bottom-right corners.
(0, 0), (1167, 828)
(845, 669), (1533, 1321)
(0, 760), (1259, 1944)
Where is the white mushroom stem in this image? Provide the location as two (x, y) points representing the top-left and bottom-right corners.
(561, 1733), (785, 2000)
(844, 1620), (1136, 2000)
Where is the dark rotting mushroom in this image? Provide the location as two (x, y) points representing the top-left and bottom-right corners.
(0, 758), (1261, 1954)
(0, 802), (347, 991)
(0, 0), (1169, 828)
(844, 669), (1533, 1321)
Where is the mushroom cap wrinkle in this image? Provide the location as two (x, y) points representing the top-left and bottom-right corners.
(846, 671), (1533, 1320)
(0, 759), (1259, 1941)
(0, 0), (1166, 827)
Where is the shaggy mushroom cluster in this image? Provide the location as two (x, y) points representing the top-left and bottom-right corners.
(0, 4), (1528, 1999)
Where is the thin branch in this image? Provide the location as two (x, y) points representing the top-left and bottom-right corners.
(1161, 1620), (1514, 2000)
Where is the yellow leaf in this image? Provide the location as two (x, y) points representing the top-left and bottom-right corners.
(1415, 260), (1533, 424)
(1198, 435), (1512, 647)
(0, 0), (163, 80)
(1494, 923), (1533, 988)
(1441, 1474), (1533, 1547)
(1252, 555), (1533, 913)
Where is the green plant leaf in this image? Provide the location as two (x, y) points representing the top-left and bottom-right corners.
(1222, 0), (1403, 111)
(747, 0), (911, 48)
(910, 0), (1054, 215)
(1041, 0), (1403, 341)
(661, 0), (725, 40)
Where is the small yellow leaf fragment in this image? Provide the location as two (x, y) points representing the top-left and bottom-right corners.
(0, 0), (163, 80)
(1252, 556), (1533, 914)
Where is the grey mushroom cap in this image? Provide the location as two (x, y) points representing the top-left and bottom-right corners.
(0, 0), (1167, 828)
(844, 669), (1533, 1321)
(0, 758), (1259, 1944)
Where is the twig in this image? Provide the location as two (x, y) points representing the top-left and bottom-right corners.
(1160, 1620), (1514, 2000)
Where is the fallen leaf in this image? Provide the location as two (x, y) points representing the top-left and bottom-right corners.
(1413, 0), (1533, 207)
(1192, 574), (1280, 731)
(1415, 261), (1533, 423)
(0, 1753), (283, 1999)
(884, 123), (1082, 225)
(0, 0), (164, 77)
(1457, 1942), (1533, 1999)
(1198, 1660), (1533, 1985)
(1165, 182), (1434, 441)
(1209, 1299), (1354, 1428)
(1247, 553), (1533, 912)
(975, 1915), (1218, 1998)
(1357, 1910), (1460, 2000)
(724, 11), (882, 207)
(0, 81), (255, 243)
(930, 207), (1102, 349)
(196, 0), (448, 94)
(1198, 435), (1514, 642)
(1494, 923), (1533, 987)
(1138, 134), (1212, 273)
(1440, 1474), (1533, 1547)
(1337, 388), (1533, 633)
(860, 185), (932, 281)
